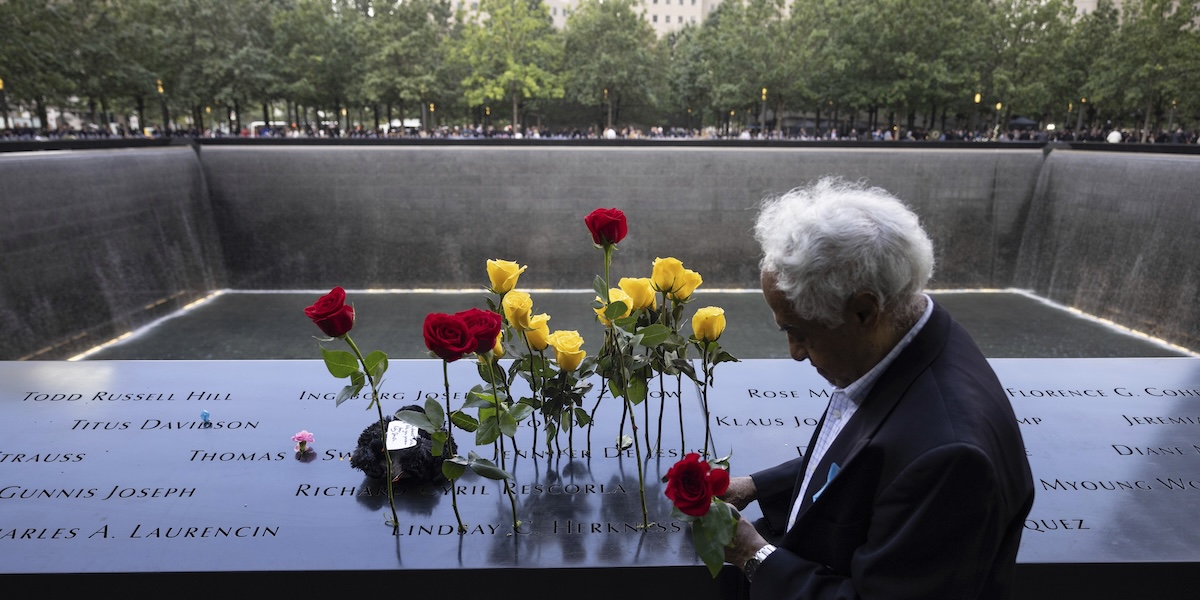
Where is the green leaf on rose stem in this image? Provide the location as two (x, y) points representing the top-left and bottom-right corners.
(574, 407), (592, 427)
(442, 455), (467, 480)
(509, 402), (533, 423)
(636, 324), (672, 348)
(691, 517), (728, 578)
(467, 452), (512, 481)
(321, 347), (360, 379)
(335, 382), (363, 407)
(627, 375), (648, 406)
(498, 410), (518, 437)
(364, 350), (388, 378)
(463, 389), (497, 409)
(607, 379), (625, 399)
(476, 415), (500, 446)
(617, 435), (633, 451)
(714, 349), (741, 365)
(450, 410), (479, 432)
(394, 409), (436, 433)
(604, 301), (629, 322)
(702, 499), (737, 548)
(592, 275), (608, 299)
(424, 397), (446, 428)
(431, 431), (447, 456)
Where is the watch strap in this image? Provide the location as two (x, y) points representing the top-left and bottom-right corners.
(743, 543), (777, 582)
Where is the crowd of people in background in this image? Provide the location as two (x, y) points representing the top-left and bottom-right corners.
(3, 122), (1198, 145)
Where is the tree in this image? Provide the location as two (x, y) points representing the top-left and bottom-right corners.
(987, 0), (1075, 126)
(455, 0), (564, 132)
(1063, 0), (1119, 133)
(661, 25), (708, 131)
(562, 0), (658, 130)
(274, 0), (366, 133)
(0, 0), (77, 128)
(362, 0), (456, 132)
(1087, 0), (1200, 140)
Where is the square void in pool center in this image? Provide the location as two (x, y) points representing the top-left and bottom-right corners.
(79, 290), (1190, 361)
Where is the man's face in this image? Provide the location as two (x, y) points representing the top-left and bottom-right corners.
(761, 273), (873, 388)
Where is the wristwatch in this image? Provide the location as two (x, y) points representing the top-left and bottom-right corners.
(743, 543), (777, 582)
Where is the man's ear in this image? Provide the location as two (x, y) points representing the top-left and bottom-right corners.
(845, 291), (881, 328)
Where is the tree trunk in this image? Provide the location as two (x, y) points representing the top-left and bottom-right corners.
(511, 91), (519, 134)
(36, 98), (48, 131)
(1141, 98), (1153, 143)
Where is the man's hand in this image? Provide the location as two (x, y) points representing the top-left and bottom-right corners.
(721, 475), (757, 510)
(724, 512), (769, 569)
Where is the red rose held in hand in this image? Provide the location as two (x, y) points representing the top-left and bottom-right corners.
(455, 308), (504, 354)
(664, 452), (730, 517)
(423, 313), (476, 362)
(584, 208), (628, 246)
(304, 286), (356, 338)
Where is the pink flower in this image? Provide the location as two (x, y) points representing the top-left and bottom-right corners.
(292, 430), (314, 453)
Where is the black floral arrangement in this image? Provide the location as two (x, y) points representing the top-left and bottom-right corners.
(350, 405), (455, 483)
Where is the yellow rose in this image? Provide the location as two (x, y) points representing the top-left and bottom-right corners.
(594, 288), (633, 325)
(547, 330), (586, 371)
(491, 331), (505, 358)
(502, 290), (533, 330)
(525, 313), (552, 351)
(650, 257), (685, 294)
(691, 306), (726, 342)
(670, 268), (703, 301)
(619, 277), (657, 311)
(487, 259), (527, 294)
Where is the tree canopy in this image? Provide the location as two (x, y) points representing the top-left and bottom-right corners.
(1, 0), (1197, 137)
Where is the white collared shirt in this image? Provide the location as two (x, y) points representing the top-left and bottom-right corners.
(786, 295), (934, 531)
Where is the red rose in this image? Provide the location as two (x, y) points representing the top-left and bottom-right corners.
(664, 453), (730, 517)
(584, 208), (628, 246)
(304, 287), (356, 338)
(455, 308), (504, 354)
(423, 313), (476, 362)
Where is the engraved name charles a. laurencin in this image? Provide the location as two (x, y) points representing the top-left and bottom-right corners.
(0, 524), (279, 541)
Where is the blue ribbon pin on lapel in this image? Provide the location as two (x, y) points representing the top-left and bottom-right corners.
(812, 462), (840, 501)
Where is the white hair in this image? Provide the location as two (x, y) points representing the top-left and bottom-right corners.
(754, 177), (935, 327)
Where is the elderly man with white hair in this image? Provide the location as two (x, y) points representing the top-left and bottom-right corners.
(722, 178), (1034, 600)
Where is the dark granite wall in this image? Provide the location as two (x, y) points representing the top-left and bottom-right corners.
(1014, 150), (1200, 350)
(0, 147), (226, 359)
(2, 143), (1195, 359)
(198, 146), (1040, 290)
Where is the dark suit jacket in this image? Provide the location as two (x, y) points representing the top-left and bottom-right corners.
(748, 302), (1034, 599)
